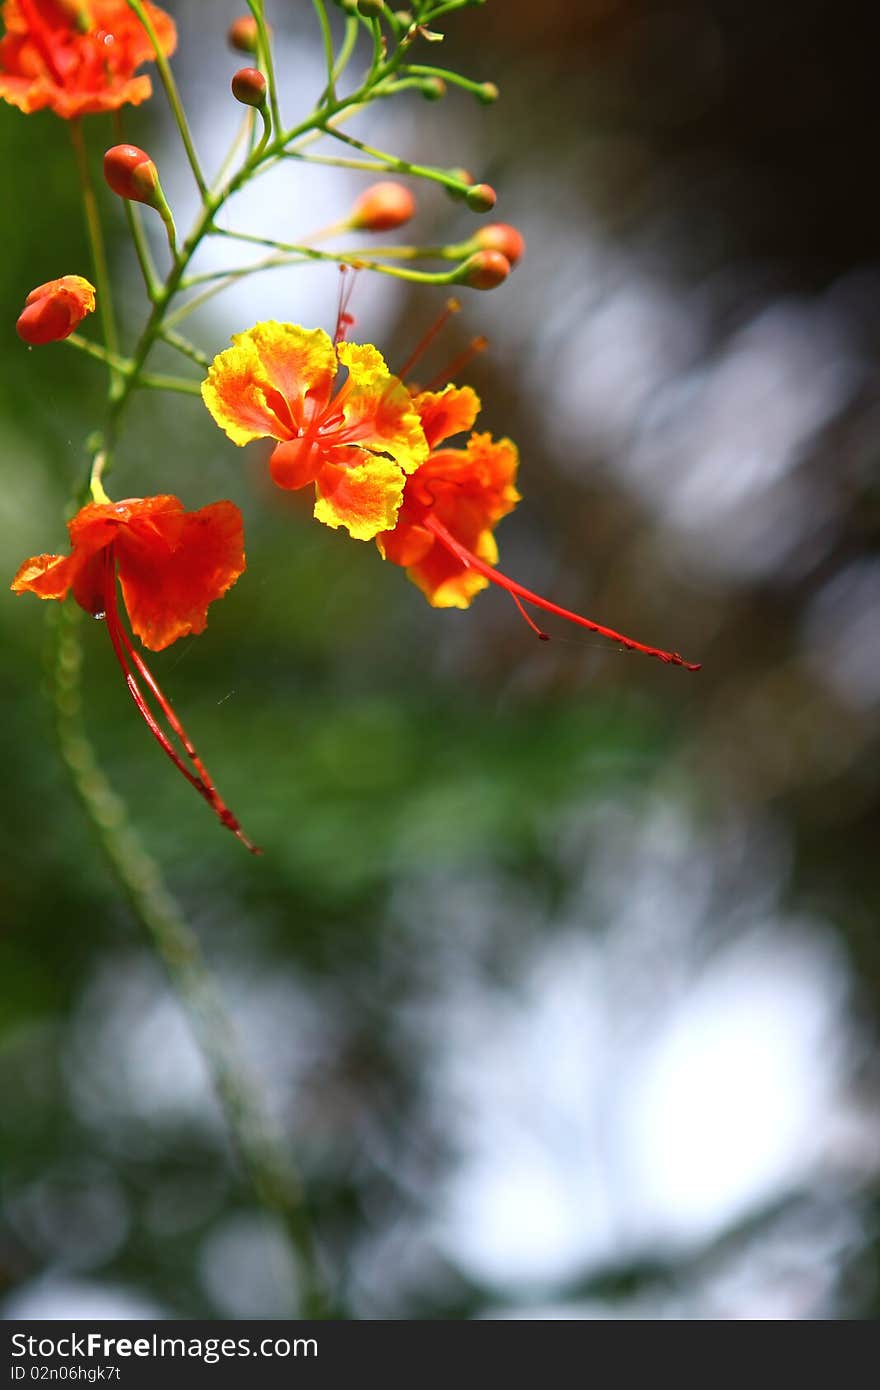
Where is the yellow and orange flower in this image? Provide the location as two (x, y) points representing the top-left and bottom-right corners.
(0, 0), (176, 119)
(202, 321), (428, 541)
(12, 495), (258, 847)
(377, 379), (700, 669)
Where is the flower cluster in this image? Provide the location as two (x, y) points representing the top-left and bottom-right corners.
(6, 1), (698, 853)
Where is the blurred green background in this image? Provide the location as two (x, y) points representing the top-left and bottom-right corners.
(1, 0), (878, 1319)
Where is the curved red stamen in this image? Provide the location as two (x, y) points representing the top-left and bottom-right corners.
(423, 514), (700, 670)
(398, 298), (461, 381)
(18, 0), (69, 84)
(101, 553), (261, 852)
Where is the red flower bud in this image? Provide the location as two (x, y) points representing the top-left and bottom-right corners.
(228, 16), (261, 53)
(474, 222), (525, 267)
(350, 182), (416, 232)
(103, 144), (161, 205)
(231, 67), (267, 108)
(16, 275), (96, 345)
(457, 250), (511, 291)
(465, 182), (497, 214)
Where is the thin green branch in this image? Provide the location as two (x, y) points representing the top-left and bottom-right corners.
(322, 123), (468, 193)
(66, 334), (132, 373)
(332, 15), (360, 86)
(69, 121), (122, 396)
(51, 600), (329, 1318)
(139, 372), (203, 396)
(158, 327), (212, 368)
(112, 112), (161, 298)
(312, 0), (337, 105)
(125, 0), (207, 197)
(247, 0), (281, 134)
(211, 228), (461, 284)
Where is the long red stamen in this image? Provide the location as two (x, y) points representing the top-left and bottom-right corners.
(423, 515), (700, 670)
(101, 555), (261, 852)
(397, 298), (461, 380)
(334, 264), (358, 344)
(510, 592), (549, 640)
(18, 0), (68, 84)
(424, 335), (489, 392)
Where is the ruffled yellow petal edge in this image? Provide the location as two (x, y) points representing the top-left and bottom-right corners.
(336, 340), (428, 475)
(314, 456), (406, 542)
(202, 322), (337, 446)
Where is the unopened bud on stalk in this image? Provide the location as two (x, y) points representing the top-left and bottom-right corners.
(474, 222), (525, 267)
(465, 182), (497, 214)
(419, 77), (446, 101)
(350, 181), (416, 231)
(476, 82), (499, 104)
(227, 16), (261, 53)
(103, 145), (177, 251)
(231, 66), (267, 108)
(456, 250), (511, 291)
(357, 0), (386, 16)
(16, 275), (96, 345)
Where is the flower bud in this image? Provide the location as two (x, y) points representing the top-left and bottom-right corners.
(103, 144), (161, 205)
(476, 82), (499, 105)
(16, 275), (96, 345)
(103, 145), (177, 251)
(350, 181), (416, 232)
(357, 0), (386, 16)
(419, 78), (446, 101)
(474, 222), (525, 267)
(231, 66), (267, 108)
(456, 250), (510, 291)
(228, 15), (260, 53)
(465, 182), (497, 214)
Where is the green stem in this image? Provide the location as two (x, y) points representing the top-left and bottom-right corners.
(332, 15), (360, 86)
(312, 0), (337, 105)
(211, 228), (461, 284)
(247, 0), (281, 134)
(158, 327), (212, 368)
(112, 113), (160, 299)
(139, 372), (203, 396)
(66, 334), (132, 372)
(322, 124), (469, 192)
(69, 121), (122, 396)
(125, 0), (207, 197)
(51, 600), (330, 1318)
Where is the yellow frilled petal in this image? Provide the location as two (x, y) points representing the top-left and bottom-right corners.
(336, 340), (428, 475)
(412, 384), (480, 449)
(202, 322), (337, 446)
(314, 456), (406, 542)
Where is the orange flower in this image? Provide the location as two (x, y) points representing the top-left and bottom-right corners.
(202, 321), (428, 541)
(12, 495), (259, 848)
(377, 375), (700, 670)
(16, 273), (95, 344)
(0, 0), (176, 119)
